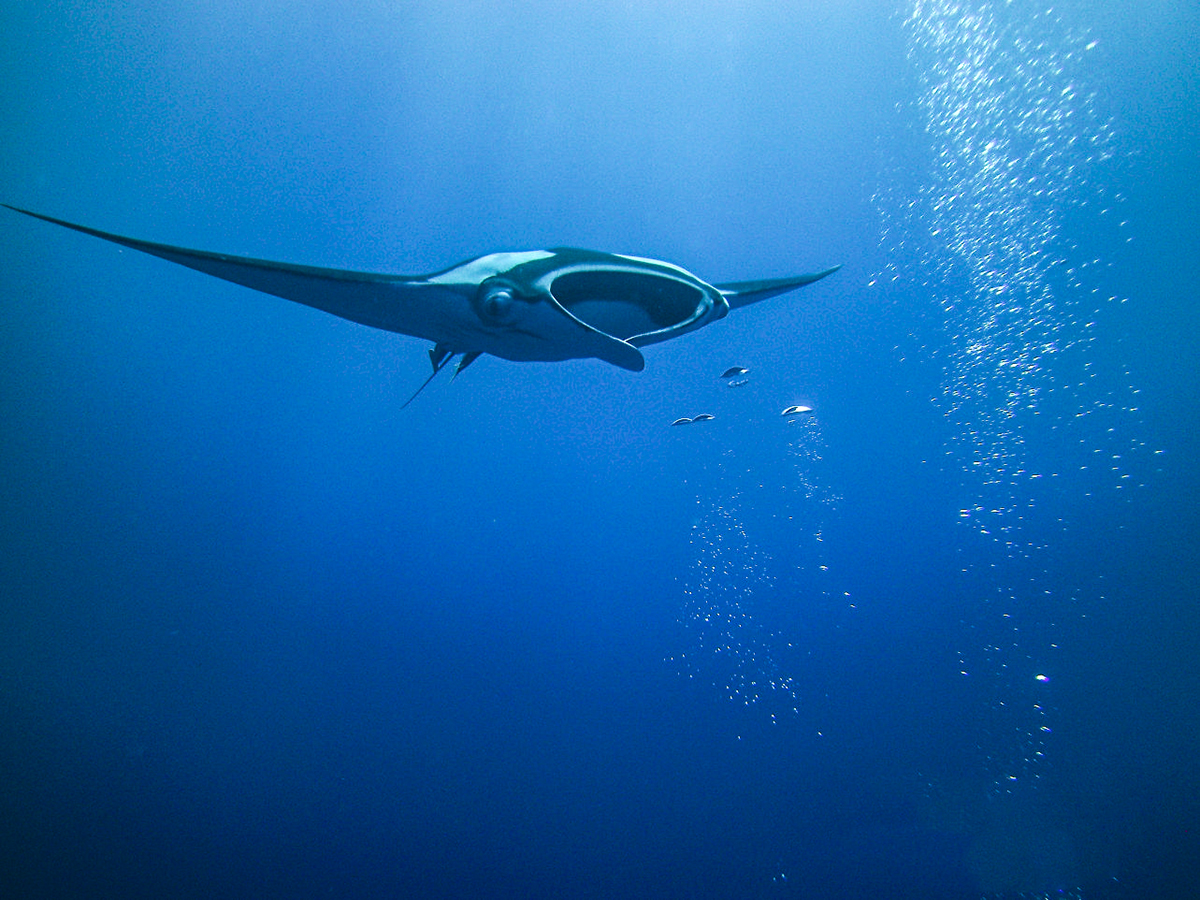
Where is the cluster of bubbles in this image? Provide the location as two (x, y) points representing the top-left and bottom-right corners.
(672, 489), (793, 713)
(785, 412), (836, 506)
(891, 0), (1145, 524)
(880, 0), (1146, 810)
(670, 409), (842, 725)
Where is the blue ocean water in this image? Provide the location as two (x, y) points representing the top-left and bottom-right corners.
(1, 2), (1196, 898)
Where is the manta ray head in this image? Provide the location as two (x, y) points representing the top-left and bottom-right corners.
(458, 271), (646, 370)
(546, 266), (724, 348)
(457, 252), (729, 371)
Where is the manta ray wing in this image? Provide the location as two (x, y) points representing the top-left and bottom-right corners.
(1, 204), (456, 338)
(716, 266), (842, 308)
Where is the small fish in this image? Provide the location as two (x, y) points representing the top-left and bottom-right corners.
(721, 366), (749, 379)
(781, 405), (813, 416)
(671, 417), (693, 426)
(691, 413), (715, 422)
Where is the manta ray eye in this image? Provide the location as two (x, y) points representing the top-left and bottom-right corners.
(477, 285), (518, 324)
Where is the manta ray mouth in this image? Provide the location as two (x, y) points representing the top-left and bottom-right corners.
(548, 269), (710, 343)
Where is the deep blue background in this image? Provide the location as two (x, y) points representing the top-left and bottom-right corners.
(1, 2), (1196, 898)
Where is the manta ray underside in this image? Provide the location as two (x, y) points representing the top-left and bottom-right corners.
(3, 204), (839, 405)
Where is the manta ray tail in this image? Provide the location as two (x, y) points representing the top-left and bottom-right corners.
(401, 347), (457, 409)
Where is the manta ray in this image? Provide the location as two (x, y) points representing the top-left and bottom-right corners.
(3, 204), (839, 404)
